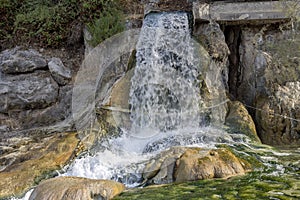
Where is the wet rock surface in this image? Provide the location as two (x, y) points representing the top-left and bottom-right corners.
(0, 132), (80, 199)
(29, 176), (125, 200)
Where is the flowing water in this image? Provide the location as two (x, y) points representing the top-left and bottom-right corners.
(129, 12), (202, 134)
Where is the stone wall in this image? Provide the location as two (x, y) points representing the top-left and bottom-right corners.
(0, 47), (73, 134)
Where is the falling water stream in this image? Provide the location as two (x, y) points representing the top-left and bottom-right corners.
(63, 12), (237, 187)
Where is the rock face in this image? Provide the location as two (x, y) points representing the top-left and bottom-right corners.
(0, 47), (73, 133)
(29, 176), (125, 200)
(231, 26), (300, 145)
(256, 82), (300, 145)
(0, 71), (59, 112)
(0, 47), (77, 199)
(0, 132), (80, 199)
(194, 21), (230, 64)
(142, 146), (250, 185)
(193, 21), (229, 124)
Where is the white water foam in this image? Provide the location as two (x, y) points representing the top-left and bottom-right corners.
(64, 126), (237, 187)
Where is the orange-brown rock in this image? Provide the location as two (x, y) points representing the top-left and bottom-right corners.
(142, 146), (251, 185)
(29, 176), (125, 200)
(225, 101), (261, 143)
(0, 132), (80, 199)
(175, 148), (250, 182)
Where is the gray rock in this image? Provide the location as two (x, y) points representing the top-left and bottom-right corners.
(194, 21), (230, 63)
(48, 57), (72, 85)
(0, 47), (47, 74)
(0, 71), (59, 113)
(11, 85), (72, 129)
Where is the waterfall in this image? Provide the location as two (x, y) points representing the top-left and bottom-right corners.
(58, 12), (232, 189)
(129, 12), (204, 137)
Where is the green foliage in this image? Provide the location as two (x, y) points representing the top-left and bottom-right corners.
(0, 0), (125, 48)
(13, 1), (77, 46)
(86, 2), (125, 47)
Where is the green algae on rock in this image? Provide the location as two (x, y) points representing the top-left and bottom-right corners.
(142, 146), (251, 186)
(116, 170), (299, 200)
(225, 101), (261, 143)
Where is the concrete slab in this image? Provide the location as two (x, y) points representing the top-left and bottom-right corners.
(193, 1), (299, 24)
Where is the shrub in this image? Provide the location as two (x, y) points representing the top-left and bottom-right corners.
(0, 0), (127, 48)
(86, 1), (125, 47)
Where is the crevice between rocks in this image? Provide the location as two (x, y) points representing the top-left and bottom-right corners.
(224, 25), (242, 100)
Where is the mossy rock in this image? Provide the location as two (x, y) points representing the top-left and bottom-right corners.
(225, 101), (261, 143)
(115, 171), (299, 200)
(142, 146), (252, 186)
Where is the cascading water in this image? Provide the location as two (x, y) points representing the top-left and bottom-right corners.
(129, 12), (203, 135)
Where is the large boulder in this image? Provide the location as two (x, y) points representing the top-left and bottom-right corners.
(142, 146), (251, 185)
(225, 101), (261, 143)
(175, 147), (249, 182)
(11, 85), (73, 129)
(29, 176), (125, 200)
(0, 47), (47, 74)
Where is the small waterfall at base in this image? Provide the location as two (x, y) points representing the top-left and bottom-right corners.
(63, 12), (237, 187)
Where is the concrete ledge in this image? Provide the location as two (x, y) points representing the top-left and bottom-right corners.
(193, 1), (299, 24)
(144, 0), (192, 16)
